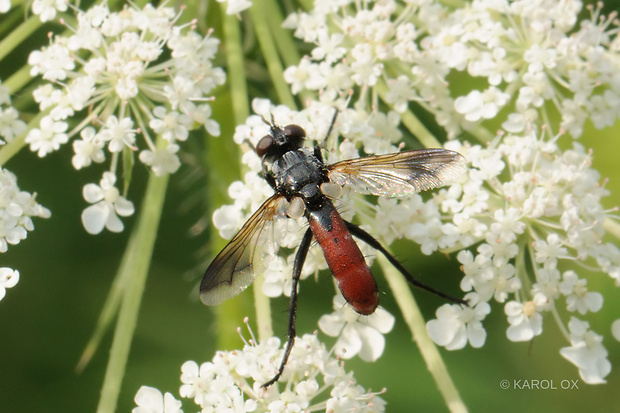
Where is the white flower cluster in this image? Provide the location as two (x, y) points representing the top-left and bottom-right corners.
(26, 2), (224, 234)
(134, 329), (385, 413)
(283, 0), (620, 139)
(274, 0), (620, 385)
(0, 168), (50, 253)
(421, 133), (616, 384)
(0, 168), (50, 301)
(0, 80), (26, 144)
(31, 0), (67, 22)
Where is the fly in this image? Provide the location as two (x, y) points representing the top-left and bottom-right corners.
(201, 110), (467, 387)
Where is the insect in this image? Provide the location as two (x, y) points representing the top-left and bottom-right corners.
(201, 110), (467, 387)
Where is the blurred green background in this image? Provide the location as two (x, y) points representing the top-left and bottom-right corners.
(1, 0), (620, 411)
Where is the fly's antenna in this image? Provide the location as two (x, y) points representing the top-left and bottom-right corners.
(242, 138), (256, 153)
(259, 113), (274, 127)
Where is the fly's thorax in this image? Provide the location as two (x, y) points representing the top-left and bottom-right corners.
(271, 148), (329, 201)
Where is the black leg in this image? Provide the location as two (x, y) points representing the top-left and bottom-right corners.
(344, 221), (468, 306)
(262, 228), (314, 388)
(314, 108), (339, 162)
(324, 108), (339, 142)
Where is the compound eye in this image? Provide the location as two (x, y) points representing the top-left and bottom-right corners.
(256, 135), (274, 157)
(283, 124), (306, 140)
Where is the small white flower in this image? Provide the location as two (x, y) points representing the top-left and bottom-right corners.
(407, 217), (459, 255)
(28, 44), (74, 81)
(560, 317), (611, 384)
(384, 75), (417, 113)
(0, 268), (19, 301)
(262, 256), (291, 298)
(504, 293), (548, 342)
(531, 267), (561, 307)
(454, 87), (509, 122)
(32, 84), (61, 111)
(139, 144), (181, 176)
(72, 127), (105, 169)
(98, 116), (137, 153)
(312, 31), (346, 63)
(534, 233), (568, 268)
(133, 386), (183, 413)
(559, 271), (603, 315)
(187, 104), (220, 137)
(284, 57), (325, 94)
(457, 249), (493, 292)
(25, 115), (68, 157)
(149, 106), (192, 143)
(0, 107), (27, 142)
(427, 293), (490, 350)
(477, 238), (518, 268)
(217, 0), (252, 15)
(31, 0), (67, 22)
(81, 172), (135, 234)
(212, 204), (245, 240)
(523, 44), (557, 73)
(489, 207), (525, 243)
(318, 294), (394, 361)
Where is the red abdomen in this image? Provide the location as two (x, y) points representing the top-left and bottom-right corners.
(307, 201), (378, 315)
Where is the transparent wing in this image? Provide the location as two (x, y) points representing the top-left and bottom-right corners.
(328, 148), (467, 196)
(200, 194), (286, 306)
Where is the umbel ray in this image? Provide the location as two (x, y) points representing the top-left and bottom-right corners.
(201, 109), (468, 387)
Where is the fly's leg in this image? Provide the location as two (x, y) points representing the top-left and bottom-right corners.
(262, 228), (314, 388)
(313, 108), (339, 162)
(344, 221), (468, 306)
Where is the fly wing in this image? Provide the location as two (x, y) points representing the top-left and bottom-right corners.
(328, 148), (466, 196)
(200, 194), (285, 306)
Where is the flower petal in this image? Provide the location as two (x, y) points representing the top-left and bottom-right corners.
(81, 203), (108, 234)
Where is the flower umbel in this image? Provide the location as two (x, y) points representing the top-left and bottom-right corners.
(277, 0), (620, 385)
(0, 168), (50, 253)
(27, 1), (224, 233)
(136, 323), (385, 412)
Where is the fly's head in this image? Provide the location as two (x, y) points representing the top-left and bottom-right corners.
(256, 119), (307, 189)
(256, 118), (307, 162)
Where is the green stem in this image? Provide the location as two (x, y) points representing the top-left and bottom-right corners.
(76, 259), (128, 372)
(222, 5), (249, 123)
(400, 109), (443, 148)
(96, 165), (169, 413)
(0, 15), (40, 62)
(377, 254), (468, 413)
(205, 3), (256, 352)
(249, 0), (296, 108)
(263, 0), (313, 105)
(253, 274), (273, 340)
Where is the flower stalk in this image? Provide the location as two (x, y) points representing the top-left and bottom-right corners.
(378, 254), (467, 413)
(97, 155), (169, 413)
